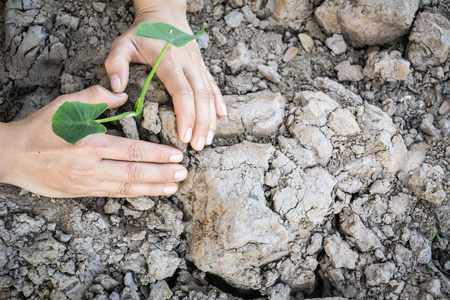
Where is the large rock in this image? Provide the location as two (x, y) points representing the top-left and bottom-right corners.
(187, 142), (289, 290)
(288, 87), (407, 193)
(407, 12), (450, 71)
(363, 51), (412, 82)
(315, 0), (420, 47)
(216, 90), (286, 137)
(268, 0), (313, 30)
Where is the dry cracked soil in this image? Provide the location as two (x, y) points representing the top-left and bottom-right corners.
(0, 0), (450, 299)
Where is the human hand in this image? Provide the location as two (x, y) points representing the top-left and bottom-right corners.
(105, 0), (226, 151)
(0, 86), (187, 198)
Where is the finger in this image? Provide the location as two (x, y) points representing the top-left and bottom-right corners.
(54, 86), (128, 110)
(105, 36), (133, 93)
(206, 71), (227, 116)
(92, 182), (179, 197)
(81, 134), (184, 163)
(157, 64), (196, 144)
(184, 65), (214, 151)
(206, 87), (216, 146)
(97, 160), (188, 183)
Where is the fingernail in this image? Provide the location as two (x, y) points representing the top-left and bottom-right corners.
(170, 153), (183, 163)
(195, 136), (206, 151)
(163, 185), (178, 195)
(184, 128), (192, 143)
(206, 130), (214, 145)
(110, 74), (121, 93)
(174, 169), (188, 181)
(221, 103), (228, 116)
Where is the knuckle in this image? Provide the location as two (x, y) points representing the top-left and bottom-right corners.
(127, 163), (143, 182)
(128, 143), (145, 162)
(86, 85), (105, 100)
(118, 182), (132, 195)
(196, 88), (212, 100)
(176, 86), (194, 99)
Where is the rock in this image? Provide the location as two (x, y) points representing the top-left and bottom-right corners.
(19, 234), (66, 265)
(363, 51), (412, 82)
(388, 193), (410, 221)
(257, 64), (282, 83)
(124, 272), (138, 291)
(364, 262), (395, 286)
(159, 106), (187, 152)
(289, 124), (333, 166)
(406, 164), (447, 205)
(104, 199), (121, 215)
(92, 2), (106, 13)
(142, 102), (161, 134)
(324, 234), (359, 269)
(95, 274), (119, 291)
(242, 5), (259, 26)
(335, 60), (364, 81)
(149, 281), (173, 300)
(211, 27), (227, 47)
(55, 12), (80, 30)
(340, 214), (381, 252)
(216, 90), (286, 137)
(283, 47), (299, 62)
(315, 0), (420, 47)
(311, 77), (363, 106)
(126, 196), (155, 211)
(147, 249), (181, 280)
(299, 33), (315, 53)
(420, 279), (442, 299)
(119, 117), (139, 140)
(419, 114), (439, 136)
(226, 42), (250, 74)
(273, 167), (336, 226)
(224, 11), (244, 28)
(439, 100), (450, 115)
(197, 33), (209, 49)
(326, 34), (347, 55)
(60, 73), (84, 94)
(307, 233), (323, 255)
(187, 0), (203, 12)
(369, 179), (391, 195)
(328, 108), (360, 136)
(409, 231), (432, 264)
(188, 142), (289, 290)
(269, 0), (313, 30)
(407, 12), (450, 71)
(267, 283), (290, 300)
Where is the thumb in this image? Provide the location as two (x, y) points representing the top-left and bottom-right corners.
(68, 85), (128, 109)
(105, 37), (132, 93)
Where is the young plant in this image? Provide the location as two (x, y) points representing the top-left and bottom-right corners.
(52, 23), (205, 145)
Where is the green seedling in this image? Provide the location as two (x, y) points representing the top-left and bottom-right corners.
(52, 23), (205, 145)
(432, 230), (442, 241)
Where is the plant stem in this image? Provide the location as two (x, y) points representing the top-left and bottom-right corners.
(134, 41), (171, 120)
(96, 111), (137, 123)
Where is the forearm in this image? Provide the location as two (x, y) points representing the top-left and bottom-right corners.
(0, 122), (12, 184)
(133, 0), (187, 15)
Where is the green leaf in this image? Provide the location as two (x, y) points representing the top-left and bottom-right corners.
(52, 101), (108, 145)
(134, 22), (205, 47)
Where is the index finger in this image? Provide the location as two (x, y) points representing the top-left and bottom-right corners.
(81, 134), (184, 163)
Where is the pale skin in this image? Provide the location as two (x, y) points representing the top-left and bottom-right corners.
(0, 0), (224, 198)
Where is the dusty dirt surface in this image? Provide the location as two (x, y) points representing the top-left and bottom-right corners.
(1, 0), (450, 299)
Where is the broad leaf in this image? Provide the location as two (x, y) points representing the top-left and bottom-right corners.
(134, 22), (205, 47)
(52, 101), (108, 145)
